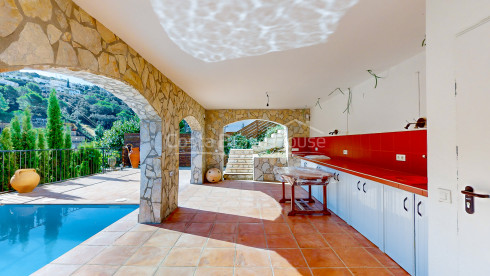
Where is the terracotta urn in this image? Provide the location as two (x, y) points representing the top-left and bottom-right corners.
(10, 169), (40, 193)
(126, 144), (140, 169)
(206, 168), (222, 183)
(108, 157), (117, 169)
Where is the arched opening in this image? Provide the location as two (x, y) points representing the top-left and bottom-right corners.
(223, 119), (288, 181)
(0, 67), (162, 223)
(178, 115), (203, 189)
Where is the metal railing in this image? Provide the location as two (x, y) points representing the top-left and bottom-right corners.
(0, 148), (122, 193)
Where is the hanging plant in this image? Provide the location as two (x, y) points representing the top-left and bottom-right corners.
(343, 88), (352, 114)
(328, 88), (344, 96)
(314, 98), (322, 109)
(367, 70), (382, 88)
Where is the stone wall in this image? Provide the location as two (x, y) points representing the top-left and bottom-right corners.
(0, 0), (205, 223)
(254, 157), (288, 182)
(204, 109), (310, 173)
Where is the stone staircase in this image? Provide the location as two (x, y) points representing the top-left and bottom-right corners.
(224, 149), (254, 180)
(252, 128), (286, 152)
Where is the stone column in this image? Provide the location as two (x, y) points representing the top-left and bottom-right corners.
(190, 130), (203, 184)
(138, 119), (163, 223)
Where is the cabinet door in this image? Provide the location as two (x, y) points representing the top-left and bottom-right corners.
(384, 185), (415, 275)
(336, 171), (351, 223)
(360, 180), (384, 249)
(349, 176), (363, 231)
(415, 194), (428, 276)
(326, 175), (338, 213)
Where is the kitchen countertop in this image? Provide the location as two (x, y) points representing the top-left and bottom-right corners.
(295, 153), (428, 197)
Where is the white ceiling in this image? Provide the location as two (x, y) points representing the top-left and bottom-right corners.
(74, 0), (425, 109)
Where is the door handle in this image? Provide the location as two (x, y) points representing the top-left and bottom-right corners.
(417, 201), (422, 217)
(363, 183), (367, 193)
(461, 186), (489, 214)
(336, 173), (340, 181)
(403, 197), (408, 211)
(357, 181), (361, 191)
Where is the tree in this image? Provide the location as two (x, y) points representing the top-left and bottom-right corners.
(94, 124), (104, 140)
(64, 130), (72, 149)
(21, 108), (37, 150)
(0, 93), (8, 111)
(98, 117), (140, 149)
(0, 128), (15, 191)
(36, 129), (49, 182)
(26, 82), (42, 94)
(46, 90), (64, 149)
(0, 127), (13, 150)
(0, 85), (20, 111)
(10, 116), (22, 150)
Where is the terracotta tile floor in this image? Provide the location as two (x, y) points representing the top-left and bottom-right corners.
(35, 180), (409, 276)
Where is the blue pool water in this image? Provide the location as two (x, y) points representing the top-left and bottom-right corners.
(0, 204), (138, 276)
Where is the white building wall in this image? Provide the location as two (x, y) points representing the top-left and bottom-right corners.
(310, 52), (426, 136)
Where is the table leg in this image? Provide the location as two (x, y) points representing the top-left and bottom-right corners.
(322, 185), (331, 215)
(279, 181), (286, 203)
(288, 184), (296, 216)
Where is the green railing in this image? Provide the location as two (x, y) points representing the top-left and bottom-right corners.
(0, 148), (122, 193)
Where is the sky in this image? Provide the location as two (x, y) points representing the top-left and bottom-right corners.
(20, 69), (93, 86)
(224, 119), (255, 132)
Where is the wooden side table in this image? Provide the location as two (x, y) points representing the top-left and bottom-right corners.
(275, 167), (333, 216)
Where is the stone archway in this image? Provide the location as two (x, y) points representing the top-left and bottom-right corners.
(204, 109), (311, 173)
(0, 0), (206, 223)
(181, 115), (204, 184)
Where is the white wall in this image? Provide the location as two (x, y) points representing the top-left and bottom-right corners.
(310, 52), (426, 136)
(426, 1), (490, 275)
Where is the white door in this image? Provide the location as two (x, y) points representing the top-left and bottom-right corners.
(384, 185), (415, 275)
(455, 20), (490, 275)
(415, 194), (428, 276)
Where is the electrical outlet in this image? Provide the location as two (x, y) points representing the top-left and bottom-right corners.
(396, 154), (406, 161)
(315, 147), (318, 151)
(343, 150), (348, 155)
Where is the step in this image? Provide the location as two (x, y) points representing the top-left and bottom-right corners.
(227, 157), (254, 160)
(224, 173), (253, 180)
(225, 169), (254, 173)
(226, 165), (254, 170)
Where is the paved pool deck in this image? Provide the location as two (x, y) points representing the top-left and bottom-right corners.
(0, 169), (141, 205)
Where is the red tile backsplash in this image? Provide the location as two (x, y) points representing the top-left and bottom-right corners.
(292, 130), (427, 176)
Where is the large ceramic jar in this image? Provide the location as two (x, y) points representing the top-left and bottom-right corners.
(206, 168), (222, 183)
(126, 144), (140, 169)
(10, 169), (40, 193)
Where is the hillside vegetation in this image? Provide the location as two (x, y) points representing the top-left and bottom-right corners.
(0, 71), (136, 132)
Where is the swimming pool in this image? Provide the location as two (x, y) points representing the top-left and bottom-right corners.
(0, 204), (138, 276)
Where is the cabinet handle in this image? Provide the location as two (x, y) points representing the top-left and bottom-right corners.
(303, 162), (307, 167)
(357, 181), (361, 191)
(403, 197), (408, 211)
(336, 173), (340, 181)
(363, 183), (367, 193)
(417, 201), (422, 217)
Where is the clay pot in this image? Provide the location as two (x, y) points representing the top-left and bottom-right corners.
(206, 168), (222, 183)
(10, 169), (40, 193)
(108, 157), (117, 169)
(126, 144), (140, 169)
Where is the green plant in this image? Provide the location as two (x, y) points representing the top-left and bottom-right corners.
(367, 70), (382, 88)
(46, 89), (64, 149)
(98, 116), (140, 150)
(343, 88), (353, 114)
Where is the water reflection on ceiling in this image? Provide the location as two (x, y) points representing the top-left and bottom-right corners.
(150, 0), (358, 62)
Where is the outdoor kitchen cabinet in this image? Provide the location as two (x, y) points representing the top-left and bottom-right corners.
(349, 177), (384, 249)
(383, 185), (415, 275)
(415, 194), (428, 276)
